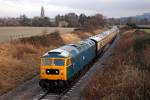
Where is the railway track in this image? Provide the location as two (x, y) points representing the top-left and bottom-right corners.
(34, 91), (60, 100)
(34, 92), (60, 100)
(33, 87), (70, 100)
(33, 72), (85, 100)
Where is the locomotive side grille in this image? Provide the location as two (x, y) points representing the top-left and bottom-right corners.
(46, 69), (59, 75)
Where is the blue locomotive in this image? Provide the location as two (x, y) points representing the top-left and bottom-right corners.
(39, 26), (119, 90)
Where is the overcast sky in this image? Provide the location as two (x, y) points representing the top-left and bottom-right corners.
(0, 0), (150, 18)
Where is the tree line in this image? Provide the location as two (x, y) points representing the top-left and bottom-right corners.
(0, 13), (106, 27)
(108, 17), (150, 26)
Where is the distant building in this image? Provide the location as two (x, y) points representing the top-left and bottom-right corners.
(49, 18), (55, 23)
(59, 21), (68, 27)
(50, 18), (57, 26)
(41, 6), (45, 18)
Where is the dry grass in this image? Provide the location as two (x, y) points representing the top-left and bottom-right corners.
(0, 43), (40, 95)
(0, 28), (103, 95)
(61, 31), (98, 44)
(82, 30), (150, 100)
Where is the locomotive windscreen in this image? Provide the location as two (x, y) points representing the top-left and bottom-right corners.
(54, 59), (64, 66)
(42, 58), (52, 66)
(41, 58), (64, 66)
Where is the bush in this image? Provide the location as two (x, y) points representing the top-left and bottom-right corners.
(20, 31), (65, 46)
(133, 35), (150, 52)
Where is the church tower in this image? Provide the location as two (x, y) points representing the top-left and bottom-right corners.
(41, 6), (45, 18)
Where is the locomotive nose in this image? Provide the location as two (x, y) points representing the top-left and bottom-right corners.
(40, 65), (67, 81)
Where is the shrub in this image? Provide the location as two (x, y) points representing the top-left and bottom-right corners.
(133, 35), (150, 52)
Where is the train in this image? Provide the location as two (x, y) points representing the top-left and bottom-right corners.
(39, 26), (119, 90)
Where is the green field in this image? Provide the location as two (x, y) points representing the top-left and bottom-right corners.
(141, 29), (150, 33)
(0, 27), (74, 42)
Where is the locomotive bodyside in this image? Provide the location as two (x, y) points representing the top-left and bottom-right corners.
(66, 39), (96, 80)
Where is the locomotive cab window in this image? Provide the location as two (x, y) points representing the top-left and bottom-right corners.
(66, 58), (72, 66)
(54, 59), (64, 66)
(66, 59), (70, 66)
(41, 58), (52, 66)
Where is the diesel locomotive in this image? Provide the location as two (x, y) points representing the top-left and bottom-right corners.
(39, 26), (119, 90)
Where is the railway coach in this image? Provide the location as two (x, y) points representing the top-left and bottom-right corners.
(90, 26), (119, 55)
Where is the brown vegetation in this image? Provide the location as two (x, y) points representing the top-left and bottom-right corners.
(82, 30), (150, 100)
(0, 28), (102, 95)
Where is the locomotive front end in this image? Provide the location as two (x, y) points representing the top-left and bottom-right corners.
(40, 57), (66, 81)
(39, 49), (72, 90)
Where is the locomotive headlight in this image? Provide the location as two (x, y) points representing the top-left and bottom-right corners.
(56, 70), (58, 74)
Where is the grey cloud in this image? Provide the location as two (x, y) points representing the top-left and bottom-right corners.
(44, 0), (150, 11)
(0, 0), (150, 18)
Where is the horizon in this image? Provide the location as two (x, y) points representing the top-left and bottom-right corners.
(0, 11), (149, 19)
(0, 0), (150, 18)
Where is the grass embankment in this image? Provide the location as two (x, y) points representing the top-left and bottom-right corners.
(83, 30), (150, 100)
(0, 28), (102, 95)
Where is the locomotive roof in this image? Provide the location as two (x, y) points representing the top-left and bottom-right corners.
(43, 39), (95, 58)
(43, 45), (79, 58)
